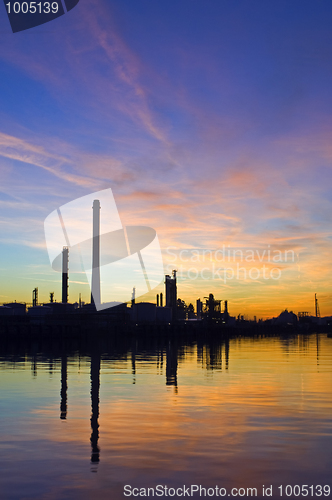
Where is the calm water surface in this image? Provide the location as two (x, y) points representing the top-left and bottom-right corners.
(0, 333), (331, 499)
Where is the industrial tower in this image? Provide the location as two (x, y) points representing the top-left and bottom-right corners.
(91, 200), (101, 307)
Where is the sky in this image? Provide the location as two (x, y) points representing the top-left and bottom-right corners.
(1, 0), (332, 317)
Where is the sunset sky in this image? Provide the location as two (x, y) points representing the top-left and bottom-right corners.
(1, 0), (332, 317)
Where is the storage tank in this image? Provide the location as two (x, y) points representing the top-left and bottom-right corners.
(28, 306), (52, 317)
(156, 306), (172, 323)
(4, 302), (26, 315)
(0, 306), (14, 316)
(132, 302), (156, 323)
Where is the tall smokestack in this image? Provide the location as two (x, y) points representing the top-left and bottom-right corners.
(91, 200), (101, 307)
(62, 247), (69, 304)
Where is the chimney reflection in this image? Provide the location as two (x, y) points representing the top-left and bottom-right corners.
(225, 338), (229, 370)
(90, 350), (100, 467)
(60, 354), (67, 420)
(157, 348), (163, 375)
(49, 356), (53, 376)
(166, 341), (178, 393)
(31, 353), (37, 377)
(131, 341), (136, 385)
(316, 333), (320, 366)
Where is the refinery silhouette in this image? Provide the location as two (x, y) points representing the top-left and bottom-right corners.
(0, 199), (331, 336)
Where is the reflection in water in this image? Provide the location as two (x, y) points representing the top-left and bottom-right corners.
(197, 339), (229, 371)
(316, 333), (320, 365)
(90, 349), (100, 468)
(208, 342), (222, 370)
(31, 342), (37, 377)
(1, 333), (332, 500)
(49, 355), (53, 376)
(166, 341), (178, 392)
(131, 341), (136, 385)
(157, 347), (163, 375)
(60, 354), (67, 420)
(225, 337), (229, 369)
(60, 349), (100, 465)
(32, 356), (37, 377)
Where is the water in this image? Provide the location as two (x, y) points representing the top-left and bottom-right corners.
(0, 333), (331, 499)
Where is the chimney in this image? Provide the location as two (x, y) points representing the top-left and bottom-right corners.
(62, 247), (69, 304)
(32, 287), (38, 307)
(91, 200), (101, 307)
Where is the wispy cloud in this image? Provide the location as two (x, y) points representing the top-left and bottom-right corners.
(0, 131), (97, 187)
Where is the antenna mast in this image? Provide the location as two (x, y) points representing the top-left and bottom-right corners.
(315, 293), (320, 318)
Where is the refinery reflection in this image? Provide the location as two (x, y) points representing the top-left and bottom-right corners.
(59, 348), (101, 468)
(0, 334), (269, 468)
(197, 338), (230, 371)
(56, 336), (232, 468)
(1, 332), (331, 500)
